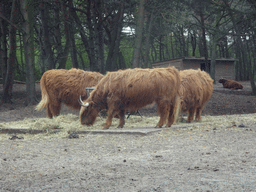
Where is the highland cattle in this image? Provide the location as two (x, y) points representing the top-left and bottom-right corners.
(219, 78), (243, 90)
(79, 67), (181, 129)
(179, 69), (213, 122)
(35, 68), (104, 118)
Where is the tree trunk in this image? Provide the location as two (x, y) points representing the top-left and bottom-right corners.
(224, 36), (229, 58)
(77, 51), (86, 69)
(170, 35), (174, 58)
(93, 0), (105, 73)
(41, 0), (55, 70)
(144, 12), (154, 68)
(190, 30), (197, 57)
(105, 2), (124, 71)
(70, 24), (79, 68)
(18, 32), (25, 80)
(159, 35), (163, 61)
(54, 1), (64, 70)
(132, 0), (146, 68)
(180, 25), (186, 57)
(0, 2), (8, 88)
(2, 0), (19, 103)
(68, 1), (93, 69)
(68, 0), (78, 68)
(210, 37), (217, 83)
(87, 0), (97, 71)
(119, 51), (126, 69)
(58, 0), (70, 69)
(97, 22), (105, 73)
(20, 0), (37, 106)
(199, 9), (210, 73)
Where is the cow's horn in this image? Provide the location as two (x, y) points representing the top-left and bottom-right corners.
(78, 96), (90, 107)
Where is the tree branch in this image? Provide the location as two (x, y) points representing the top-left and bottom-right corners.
(0, 13), (25, 33)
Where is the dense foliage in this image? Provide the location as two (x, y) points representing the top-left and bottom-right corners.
(1, 0), (256, 104)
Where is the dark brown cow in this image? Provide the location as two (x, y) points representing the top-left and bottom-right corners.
(79, 67), (181, 129)
(179, 69), (213, 122)
(219, 78), (243, 90)
(35, 68), (103, 118)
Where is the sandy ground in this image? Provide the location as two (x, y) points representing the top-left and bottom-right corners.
(1, 126), (256, 191)
(1, 81), (256, 191)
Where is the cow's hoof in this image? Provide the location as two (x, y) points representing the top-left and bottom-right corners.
(155, 126), (162, 128)
(117, 126), (123, 128)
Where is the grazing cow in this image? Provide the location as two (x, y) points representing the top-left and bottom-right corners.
(179, 69), (213, 123)
(219, 78), (243, 90)
(35, 68), (103, 118)
(79, 67), (181, 129)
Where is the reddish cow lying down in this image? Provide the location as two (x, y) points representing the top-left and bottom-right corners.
(219, 78), (243, 90)
(179, 69), (213, 122)
(36, 68), (103, 118)
(79, 67), (181, 129)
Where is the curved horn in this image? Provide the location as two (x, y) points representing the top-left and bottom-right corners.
(78, 96), (89, 107)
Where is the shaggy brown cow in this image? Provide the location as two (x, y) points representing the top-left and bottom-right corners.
(219, 78), (243, 90)
(79, 67), (181, 129)
(179, 69), (213, 123)
(35, 68), (103, 118)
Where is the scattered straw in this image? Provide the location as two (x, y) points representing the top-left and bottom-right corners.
(1, 113), (256, 140)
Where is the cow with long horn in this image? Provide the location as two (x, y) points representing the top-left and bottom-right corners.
(79, 67), (181, 129)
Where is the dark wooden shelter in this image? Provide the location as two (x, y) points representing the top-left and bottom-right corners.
(152, 57), (236, 80)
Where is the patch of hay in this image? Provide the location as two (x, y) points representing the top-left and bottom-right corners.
(1, 113), (256, 140)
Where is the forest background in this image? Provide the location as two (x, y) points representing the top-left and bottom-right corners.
(1, 0), (256, 106)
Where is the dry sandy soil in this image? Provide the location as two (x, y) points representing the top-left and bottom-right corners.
(1, 82), (256, 191)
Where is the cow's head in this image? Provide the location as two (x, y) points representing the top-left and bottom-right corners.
(79, 96), (100, 125)
(218, 78), (226, 83)
(180, 97), (188, 113)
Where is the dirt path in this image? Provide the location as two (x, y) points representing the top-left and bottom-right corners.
(1, 125), (256, 191)
(1, 81), (256, 191)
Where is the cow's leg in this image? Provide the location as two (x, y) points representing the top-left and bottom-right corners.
(195, 106), (203, 122)
(167, 96), (181, 127)
(167, 104), (176, 127)
(48, 101), (61, 117)
(117, 109), (125, 128)
(155, 101), (170, 128)
(187, 107), (196, 123)
(104, 106), (118, 129)
(46, 103), (53, 118)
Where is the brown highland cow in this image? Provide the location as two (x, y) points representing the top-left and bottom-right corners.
(179, 69), (213, 122)
(35, 68), (103, 118)
(219, 78), (243, 90)
(79, 67), (181, 129)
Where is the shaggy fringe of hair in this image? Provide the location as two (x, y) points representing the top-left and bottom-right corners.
(35, 75), (49, 111)
(35, 68), (103, 112)
(172, 95), (181, 124)
(99, 67), (180, 98)
(219, 78), (243, 89)
(179, 69), (213, 117)
(80, 66), (181, 127)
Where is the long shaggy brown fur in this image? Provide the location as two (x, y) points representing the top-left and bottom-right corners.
(80, 67), (181, 129)
(35, 68), (103, 118)
(219, 78), (243, 90)
(179, 69), (213, 122)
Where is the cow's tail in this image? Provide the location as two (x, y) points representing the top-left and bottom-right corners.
(35, 76), (49, 111)
(172, 95), (181, 123)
